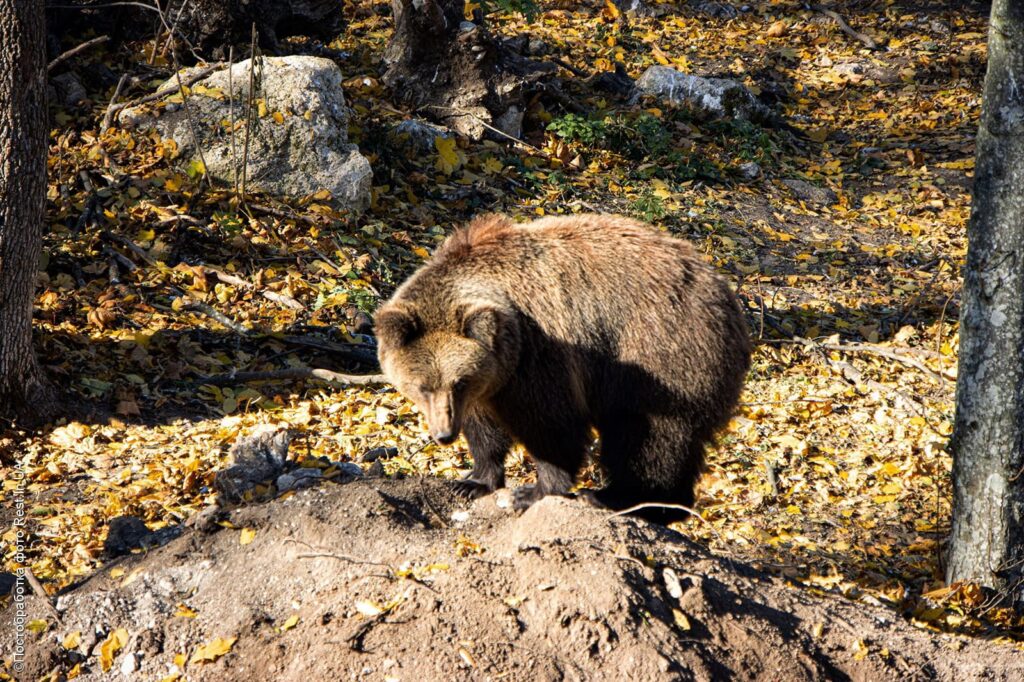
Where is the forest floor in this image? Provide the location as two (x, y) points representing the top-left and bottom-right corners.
(4, 0), (1023, 678)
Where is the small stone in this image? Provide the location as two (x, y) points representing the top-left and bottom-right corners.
(120, 652), (139, 675)
(493, 106), (524, 140)
(336, 462), (364, 478)
(451, 510), (470, 523)
(361, 446), (398, 463)
(51, 72), (87, 107)
(635, 66), (775, 125)
(390, 119), (454, 153)
(737, 161), (761, 180)
(782, 178), (837, 205)
(104, 516), (157, 556)
(277, 468), (322, 492)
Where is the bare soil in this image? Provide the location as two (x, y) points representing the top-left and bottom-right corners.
(3, 477), (1022, 681)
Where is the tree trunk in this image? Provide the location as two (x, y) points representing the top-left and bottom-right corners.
(947, 0), (1024, 604)
(0, 0), (55, 423)
(382, 0), (554, 140)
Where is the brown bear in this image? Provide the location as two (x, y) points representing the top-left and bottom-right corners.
(374, 213), (751, 520)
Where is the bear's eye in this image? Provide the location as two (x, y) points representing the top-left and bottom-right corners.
(453, 379), (468, 394)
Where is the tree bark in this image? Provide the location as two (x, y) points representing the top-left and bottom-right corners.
(0, 0), (55, 423)
(382, 0), (554, 140)
(948, 0), (1024, 604)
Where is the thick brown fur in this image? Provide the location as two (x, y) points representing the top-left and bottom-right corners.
(375, 213), (751, 522)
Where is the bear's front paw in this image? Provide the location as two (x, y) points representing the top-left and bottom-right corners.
(512, 484), (544, 512)
(452, 477), (493, 499)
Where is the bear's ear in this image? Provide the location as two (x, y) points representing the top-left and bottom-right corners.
(460, 304), (503, 349)
(374, 303), (421, 348)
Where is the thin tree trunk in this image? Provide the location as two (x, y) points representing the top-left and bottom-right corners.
(0, 0), (55, 423)
(948, 0), (1024, 604)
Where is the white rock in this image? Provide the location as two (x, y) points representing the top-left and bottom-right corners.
(635, 66), (774, 124)
(121, 56), (371, 210)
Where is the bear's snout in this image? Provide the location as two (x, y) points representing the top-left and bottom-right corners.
(425, 392), (460, 445)
(431, 427), (457, 445)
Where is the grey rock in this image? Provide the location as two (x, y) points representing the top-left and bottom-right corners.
(493, 106), (525, 140)
(737, 161), (761, 180)
(635, 66), (775, 125)
(121, 57), (372, 210)
(336, 462), (364, 477)
(782, 178), (837, 206)
(104, 516), (157, 556)
(52, 72), (87, 107)
(215, 425), (292, 499)
(833, 60), (899, 84)
(361, 446), (399, 463)
(277, 467), (322, 492)
(0, 572), (16, 597)
(694, 1), (739, 19)
(120, 651), (139, 675)
(390, 118), (453, 153)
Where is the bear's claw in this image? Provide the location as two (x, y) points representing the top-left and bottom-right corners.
(512, 484), (544, 511)
(452, 478), (493, 499)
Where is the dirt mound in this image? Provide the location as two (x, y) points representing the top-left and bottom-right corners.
(3, 478), (1022, 681)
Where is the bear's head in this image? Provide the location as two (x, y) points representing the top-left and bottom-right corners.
(375, 299), (518, 445)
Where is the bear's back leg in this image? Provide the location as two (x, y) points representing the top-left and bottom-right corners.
(594, 413), (705, 522)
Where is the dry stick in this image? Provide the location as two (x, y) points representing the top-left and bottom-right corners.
(100, 73), (130, 132)
(198, 367), (387, 387)
(172, 56), (211, 190)
(106, 64), (219, 124)
(47, 34), (110, 72)
(228, 45), (239, 198)
(818, 342), (951, 384)
(424, 105), (546, 154)
(809, 4), (880, 50)
(23, 569), (63, 623)
(160, 0), (191, 58)
(183, 299), (253, 336)
(241, 24), (258, 198)
(804, 340), (932, 421)
(203, 265), (304, 310)
(762, 337), (952, 383)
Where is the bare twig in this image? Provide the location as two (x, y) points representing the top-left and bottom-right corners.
(172, 54), (211, 189)
(107, 64), (220, 124)
(203, 265), (304, 310)
(418, 477), (450, 528)
(23, 569), (63, 623)
(809, 4), (881, 50)
(198, 368), (387, 387)
(228, 45), (239, 197)
(241, 24), (258, 198)
(100, 230), (154, 265)
(186, 301), (252, 335)
(424, 105), (546, 154)
(819, 342), (950, 384)
(47, 35), (110, 72)
(101, 73), (130, 132)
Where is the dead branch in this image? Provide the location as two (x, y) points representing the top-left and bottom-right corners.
(809, 4), (881, 50)
(47, 35), (110, 73)
(101, 73), (130, 132)
(172, 53), (211, 189)
(24, 569), (63, 623)
(202, 265), (304, 310)
(106, 64), (221, 126)
(198, 367), (387, 387)
(763, 338), (952, 383)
